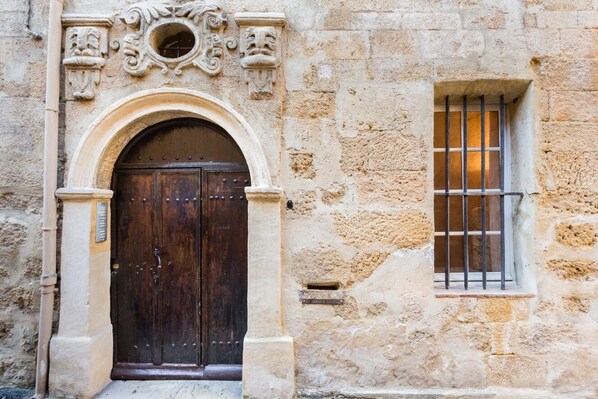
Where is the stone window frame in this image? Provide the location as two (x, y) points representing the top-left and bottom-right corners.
(433, 80), (538, 296)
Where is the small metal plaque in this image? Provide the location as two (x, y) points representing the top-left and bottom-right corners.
(299, 289), (345, 305)
(95, 202), (108, 243)
(301, 297), (344, 305)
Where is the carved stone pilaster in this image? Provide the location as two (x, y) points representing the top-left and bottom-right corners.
(119, 1), (236, 77)
(62, 15), (114, 101)
(234, 12), (286, 100)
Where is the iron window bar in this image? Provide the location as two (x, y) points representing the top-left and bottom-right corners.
(437, 95), (520, 290)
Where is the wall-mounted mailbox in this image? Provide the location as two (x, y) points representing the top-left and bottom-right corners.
(95, 202), (108, 243)
(299, 283), (345, 305)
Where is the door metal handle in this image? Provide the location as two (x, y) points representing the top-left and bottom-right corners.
(153, 248), (162, 268)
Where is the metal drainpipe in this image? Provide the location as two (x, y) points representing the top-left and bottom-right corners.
(33, 0), (64, 397)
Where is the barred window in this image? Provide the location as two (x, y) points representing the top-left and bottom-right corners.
(433, 95), (521, 290)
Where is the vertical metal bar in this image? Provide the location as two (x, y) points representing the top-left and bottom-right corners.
(462, 96), (469, 290)
(499, 95), (506, 290)
(444, 96), (450, 289)
(480, 96), (487, 289)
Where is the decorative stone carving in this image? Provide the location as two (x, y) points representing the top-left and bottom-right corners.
(235, 12), (286, 100)
(120, 1), (236, 77)
(62, 15), (114, 101)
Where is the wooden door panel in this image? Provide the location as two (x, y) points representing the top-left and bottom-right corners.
(113, 172), (156, 364)
(160, 171), (201, 365)
(203, 171), (249, 366)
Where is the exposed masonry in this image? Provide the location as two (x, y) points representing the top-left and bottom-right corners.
(1, 0), (597, 397)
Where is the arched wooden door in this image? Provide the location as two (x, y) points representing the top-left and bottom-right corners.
(110, 118), (249, 380)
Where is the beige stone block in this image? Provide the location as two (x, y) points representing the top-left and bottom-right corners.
(285, 189), (317, 218)
(321, 183), (346, 205)
(333, 209), (433, 250)
(477, 298), (530, 323)
(544, 151), (598, 192)
(289, 151), (316, 179)
(284, 91), (336, 119)
(549, 348), (598, 393)
(367, 133), (427, 172)
(356, 170), (427, 204)
(463, 9), (507, 29)
(536, 11), (578, 28)
(545, 259), (598, 281)
(560, 29), (598, 58)
(578, 10), (598, 28)
(550, 91), (598, 122)
(336, 84), (421, 135)
(541, 122), (598, 153)
(556, 222), (597, 247)
(291, 246), (390, 288)
(298, 60), (369, 92)
(350, 12), (402, 30)
(401, 12), (462, 30)
(0, 12), (27, 37)
(49, 326), (113, 399)
(367, 59), (434, 82)
(525, 0), (593, 11)
(242, 336), (295, 399)
(517, 323), (577, 354)
(419, 30), (484, 58)
(314, 10), (352, 30)
(562, 295), (591, 313)
(0, 217), (28, 253)
(434, 58), (482, 80)
(539, 189), (598, 215)
(370, 30), (419, 58)
(484, 354), (547, 388)
(339, 135), (368, 175)
(288, 30), (368, 60)
(0, 159), (43, 187)
(539, 58), (598, 91)
(523, 12), (537, 28)
(526, 29), (564, 57)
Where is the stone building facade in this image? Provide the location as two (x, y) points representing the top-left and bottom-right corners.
(1, 0), (598, 398)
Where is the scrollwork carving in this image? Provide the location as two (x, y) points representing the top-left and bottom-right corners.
(120, 1), (236, 77)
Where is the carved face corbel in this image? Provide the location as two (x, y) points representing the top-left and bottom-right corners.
(234, 13), (286, 100)
(62, 15), (114, 101)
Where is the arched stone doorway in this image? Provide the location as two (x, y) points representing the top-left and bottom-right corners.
(48, 89), (294, 399)
(111, 118), (249, 380)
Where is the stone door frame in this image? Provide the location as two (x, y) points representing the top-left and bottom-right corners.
(48, 89), (295, 399)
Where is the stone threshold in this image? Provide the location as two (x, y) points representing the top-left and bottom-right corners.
(90, 380), (242, 399)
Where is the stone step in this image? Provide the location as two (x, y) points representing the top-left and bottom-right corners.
(94, 381), (242, 399)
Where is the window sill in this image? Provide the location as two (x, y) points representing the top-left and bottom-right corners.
(434, 282), (534, 298)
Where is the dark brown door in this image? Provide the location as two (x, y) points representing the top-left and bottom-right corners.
(110, 119), (248, 380)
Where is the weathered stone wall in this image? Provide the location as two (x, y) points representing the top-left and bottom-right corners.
(1, 0), (597, 396)
(277, 0), (598, 397)
(0, 0), (48, 388)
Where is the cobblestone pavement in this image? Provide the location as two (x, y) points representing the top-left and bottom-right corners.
(93, 381), (242, 399)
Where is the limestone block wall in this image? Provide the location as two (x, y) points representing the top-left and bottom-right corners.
(0, 0), (49, 388)
(0, 0), (597, 396)
(276, 0), (598, 397)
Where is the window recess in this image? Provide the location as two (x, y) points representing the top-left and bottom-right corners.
(434, 95), (523, 291)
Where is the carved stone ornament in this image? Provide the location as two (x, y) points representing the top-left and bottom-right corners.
(120, 1), (236, 77)
(62, 15), (114, 101)
(234, 12), (286, 100)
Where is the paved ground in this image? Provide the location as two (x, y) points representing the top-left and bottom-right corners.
(94, 381), (242, 399)
(0, 388), (34, 399)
